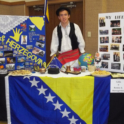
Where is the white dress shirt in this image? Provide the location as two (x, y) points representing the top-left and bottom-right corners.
(50, 22), (85, 56)
(50, 22), (85, 68)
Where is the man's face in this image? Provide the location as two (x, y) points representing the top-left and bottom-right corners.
(58, 10), (70, 24)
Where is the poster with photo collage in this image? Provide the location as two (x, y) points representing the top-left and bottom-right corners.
(0, 15), (46, 71)
(98, 12), (124, 73)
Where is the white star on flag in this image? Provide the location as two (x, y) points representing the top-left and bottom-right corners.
(53, 100), (63, 110)
(68, 116), (78, 124)
(60, 108), (71, 118)
(45, 93), (55, 103)
(37, 85), (47, 95)
(23, 76), (30, 80)
(29, 77), (39, 87)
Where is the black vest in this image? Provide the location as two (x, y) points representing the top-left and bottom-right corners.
(57, 22), (79, 51)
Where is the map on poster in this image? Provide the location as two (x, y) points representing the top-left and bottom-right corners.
(0, 15), (46, 71)
(98, 12), (124, 73)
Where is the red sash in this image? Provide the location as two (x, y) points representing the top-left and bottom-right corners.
(58, 49), (80, 65)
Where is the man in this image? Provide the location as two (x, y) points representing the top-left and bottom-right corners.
(50, 7), (85, 70)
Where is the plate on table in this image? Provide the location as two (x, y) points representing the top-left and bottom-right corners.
(91, 71), (111, 77)
(91, 73), (111, 77)
(8, 70), (32, 76)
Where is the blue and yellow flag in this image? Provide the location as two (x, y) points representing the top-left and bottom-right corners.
(5, 76), (111, 124)
(44, 0), (49, 23)
(47, 56), (63, 69)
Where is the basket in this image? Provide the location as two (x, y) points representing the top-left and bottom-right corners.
(88, 65), (96, 72)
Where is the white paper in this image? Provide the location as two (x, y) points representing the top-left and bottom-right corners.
(110, 79), (124, 93)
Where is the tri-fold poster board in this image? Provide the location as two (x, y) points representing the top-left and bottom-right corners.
(0, 15), (46, 71)
(98, 12), (124, 73)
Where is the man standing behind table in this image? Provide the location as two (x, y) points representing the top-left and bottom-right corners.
(50, 7), (85, 70)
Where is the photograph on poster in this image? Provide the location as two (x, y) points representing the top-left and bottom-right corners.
(26, 45), (33, 50)
(100, 37), (109, 43)
(20, 23), (27, 31)
(17, 56), (26, 62)
(29, 25), (35, 31)
(112, 28), (121, 35)
(13, 50), (18, 54)
(39, 35), (45, 41)
(25, 62), (29, 66)
(4, 45), (7, 49)
(32, 47), (45, 57)
(0, 65), (4, 69)
(99, 17), (105, 27)
(4, 51), (13, 57)
(30, 62), (33, 65)
(17, 63), (25, 70)
(113, 52), (120, 62)
(110, 44), (119, 51)
(17, 52), (23, 56)
(8, 47), (13, 51)
(99, 45), (108, 52)
(110, 20), (120, 27)
(99, 30), (109, 35)
(6, 64), (15, 70)
(101, 61), (108, 68)
(0, 58), (5, 64)
(36, 41), (45, 48)
(7, 57), (16, 64)
(112, 36), (122, 43)
(111, 63), (120, 70)
(21, 35), (27, 44)
(0, 46), (3, 49)
(0, 51), (3, 57)
(101, 53), (110, 60)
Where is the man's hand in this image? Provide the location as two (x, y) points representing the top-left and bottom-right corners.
(10, 28), (22, 42)
(80, 52), (85, 56)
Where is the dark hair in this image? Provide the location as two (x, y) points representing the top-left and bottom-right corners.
(56, 7), (71, 16)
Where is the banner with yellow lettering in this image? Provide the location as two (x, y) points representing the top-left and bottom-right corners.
(0, 15), (46, 71)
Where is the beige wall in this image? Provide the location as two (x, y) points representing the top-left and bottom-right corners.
(0, 5), (11, 15)
(0, 5), (25, 15)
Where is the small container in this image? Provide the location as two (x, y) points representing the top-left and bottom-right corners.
(88, 65), (96, 72)
(73, 67), (81, 72)
(39, 68), (46, 74)
(66, 66), (71, 72)
(81, 66), (86, 72)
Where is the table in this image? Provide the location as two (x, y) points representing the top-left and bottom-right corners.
(5, 73), (110, 124)
(0, 73), (124, 124)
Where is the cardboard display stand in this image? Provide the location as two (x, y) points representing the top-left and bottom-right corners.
(0, 15), (46, 71)
(98, 12), (124, 73)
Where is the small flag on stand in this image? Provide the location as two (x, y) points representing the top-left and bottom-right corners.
(44, 0), (49, 23)
(47, 56), (63, 69)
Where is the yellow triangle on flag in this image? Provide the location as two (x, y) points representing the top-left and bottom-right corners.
(29, 17), (44, 30)
(40, 76), (94, 124)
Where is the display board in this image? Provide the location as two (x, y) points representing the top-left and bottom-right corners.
(0, 15), (46, 71)
(98, 12), (124, 73)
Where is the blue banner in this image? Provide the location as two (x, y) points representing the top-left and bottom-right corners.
(0, 15), (46, 71)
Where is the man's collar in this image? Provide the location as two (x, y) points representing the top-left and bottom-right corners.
(59, 22), (70, 28)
